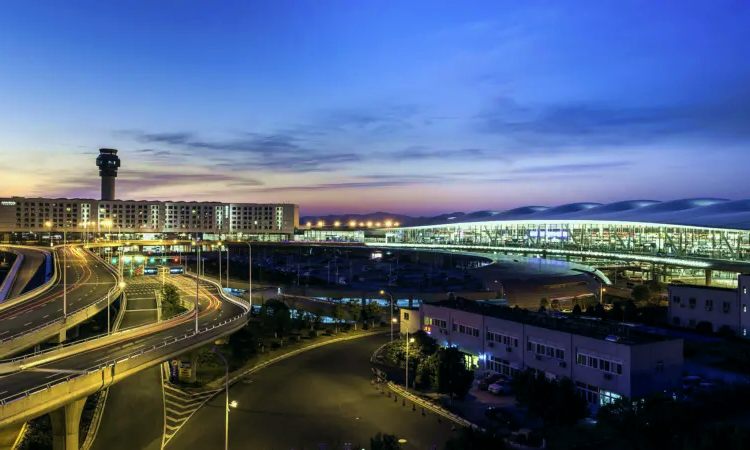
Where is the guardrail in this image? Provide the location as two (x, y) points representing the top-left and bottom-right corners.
(0, 272), (250, 409)
(0, 247), (122, 357)
(0, 248), (24, 302)
(0, 247), (58, 312)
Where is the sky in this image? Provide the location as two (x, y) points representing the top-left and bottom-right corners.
(0, 0), (749, 216)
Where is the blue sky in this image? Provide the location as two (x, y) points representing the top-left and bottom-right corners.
(1, 0), (749, 216)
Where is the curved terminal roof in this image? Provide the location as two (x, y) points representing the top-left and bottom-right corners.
(403, 198), (750, 231)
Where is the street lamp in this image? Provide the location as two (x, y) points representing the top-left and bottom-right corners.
(218, 241), (223, 290)
(195, 240), (201, 334)
(212, 347), (231, 450)
(380, 290), (395, 342)
(46, 220), (67, 318)
(406, 330), (415, 392)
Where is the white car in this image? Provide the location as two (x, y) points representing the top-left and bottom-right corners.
(488, 380), (511, 395)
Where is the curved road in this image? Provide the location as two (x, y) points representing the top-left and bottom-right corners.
(0, 275), (245, 403)
(0, 247), (116, 343)
(4, 246), (48, 300)
(168, 334), (455, 450)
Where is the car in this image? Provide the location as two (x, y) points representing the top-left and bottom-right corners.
(488, 380), (511, 395)
(485, 406), (511, 426)
(478, 373), (504, 390)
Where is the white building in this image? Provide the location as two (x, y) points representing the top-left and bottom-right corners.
(0, 197), (299, 240)
(668, 274), (750, 337)
(419, 300), (683, 406)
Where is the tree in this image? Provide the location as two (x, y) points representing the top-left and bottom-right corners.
(370, 433), (402, 450)
(539, 297), (549, 310)
(623, 300), (637, 321)
(435, 347), (475, 401)
(416, 352), (439, 389)
(160, 283), (181, 319)
(550, 299), (560, 311)
(632, 284), (652, 304)
(330, 302), (345, 332)
(585, 305), (595, 315)
(364, 302), (383, 326)
(695, 321), (713, 334)
(594, 302), (605, 318)
(611, 302), (624, 321)
(261, 299), (291, 337)
(511, 369), (588, 427)
(443, 427), (508, 450)
(572, 304), (582, 315)
(346, 300), (361, 330)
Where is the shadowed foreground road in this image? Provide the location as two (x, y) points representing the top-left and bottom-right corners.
(168, 334), (455, 450)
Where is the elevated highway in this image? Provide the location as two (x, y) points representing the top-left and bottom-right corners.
(0, 274), (249, 449)
(0, 246), (50, 302)
(0, 247), (121, 358)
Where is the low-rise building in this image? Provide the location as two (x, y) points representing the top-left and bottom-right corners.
(668, 274), (750, 337)
(0, 197), (299, 241)
(419, 299), (683, 407)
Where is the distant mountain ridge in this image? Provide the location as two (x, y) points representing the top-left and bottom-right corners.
(299, 211), (468, 227)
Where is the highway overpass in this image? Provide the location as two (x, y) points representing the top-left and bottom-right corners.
(0, 274), (249, 449)
(0, 245), (50, 302)
(0, 247), (121, 358)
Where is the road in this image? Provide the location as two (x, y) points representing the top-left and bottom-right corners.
(0, 274), (245, 402)
(0, 247), (116, 341)
(5, 246), (48, 299)
(92, 278), (163, 450)
(168, 334), (455, 450)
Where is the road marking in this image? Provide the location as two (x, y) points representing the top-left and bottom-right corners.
(0, 331), (8, 336)
(57, 309), (62, 312)
(43, 315), (49, 319)
(23, 322), (32, 327)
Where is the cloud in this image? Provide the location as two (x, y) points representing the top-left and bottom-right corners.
(385, 146), (507, 162)
(475, 94), (750, 149)
(314, 103), (420, 136)
(512, 161), (632, 174)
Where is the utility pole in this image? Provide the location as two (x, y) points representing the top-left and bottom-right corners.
(195, 240), (200, 334)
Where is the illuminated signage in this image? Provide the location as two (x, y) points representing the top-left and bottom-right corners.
(423, 325), (432, 334)
(528, 230), (569, 239)
(144, 267), (158, 275)
(170, 267), (184, 274)
(1, 201), (16, 206)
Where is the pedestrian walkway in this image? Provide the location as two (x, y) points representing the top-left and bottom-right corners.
(162, 381), (221, 447)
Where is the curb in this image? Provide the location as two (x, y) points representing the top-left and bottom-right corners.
(163, 330), (388, 446)
(369, 343), (483, 430)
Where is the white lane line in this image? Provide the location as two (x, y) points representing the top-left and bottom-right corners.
(7, 316), (16, 320)
(57, 309), (62, 312)
(43, 315), (49, 319)
(24, 322), (33, 327)
(0, 331), (8, 336)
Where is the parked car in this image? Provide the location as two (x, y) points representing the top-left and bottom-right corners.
(478, 373), (504, 390)
(485, 406), (511, 426)
(489, 380), (512, 395)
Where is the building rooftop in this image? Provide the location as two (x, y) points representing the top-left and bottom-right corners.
(427, 298), (677, 345)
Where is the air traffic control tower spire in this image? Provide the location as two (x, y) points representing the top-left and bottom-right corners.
(96, 148), (121, 200)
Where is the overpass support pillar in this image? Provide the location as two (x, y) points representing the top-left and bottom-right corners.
(50, 397), (86, 450)
(49, 325), (80, 344)
(705, 269), (713, 287)
(177, 350), (201, 383)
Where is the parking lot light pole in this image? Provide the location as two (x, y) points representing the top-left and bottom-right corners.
(195, 240), (201, 334)
(406, 326), (415, 392)
(380, 290), (395, 342)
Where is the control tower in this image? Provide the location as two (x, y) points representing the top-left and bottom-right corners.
(96, 148), (121, 201)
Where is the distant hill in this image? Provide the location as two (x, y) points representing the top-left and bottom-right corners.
(299, 211), (468, 227)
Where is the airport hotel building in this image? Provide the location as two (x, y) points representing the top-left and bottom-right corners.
(0, 197), (299, 241)
(402, 299), (683, 407)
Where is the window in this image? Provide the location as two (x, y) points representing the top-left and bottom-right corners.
(529, 340), (565, 360)
(403, 312), (410, 321)
(577, 352), (622, 375)
(689, 298), (697, 309)
(705, 299), (713, 311)
(673, 296), (681, 304)
(723, 302), (731, 314)
(454, 322), (479, 338)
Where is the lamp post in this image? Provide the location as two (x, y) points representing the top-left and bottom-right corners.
(47, 221), (68, 318)
(195, 240), (201, 334)
(212, 347), (232, 450)
(218, 241), (223, 290)
(110, 281), (126, 335)
(239, 242), (252, 308)
(405, 327), (415, 392)
(380, 290), (395, 342)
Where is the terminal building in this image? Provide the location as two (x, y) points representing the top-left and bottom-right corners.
(406, 299), (683, 408)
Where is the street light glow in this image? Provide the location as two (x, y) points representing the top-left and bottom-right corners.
(349, 220), (356, 227)
(45, 221), (52, 227)
(119, 281), (126, 288)
(230, 400), (238, 408)
(334, 221), (341, 227)
(385, 221), (392, 227)
(317, 221), (324, 227)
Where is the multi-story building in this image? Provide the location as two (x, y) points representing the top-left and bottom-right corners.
(418, 299), (683, 407)
(0, 197), (299, 241)
(668, 274), (750, 337)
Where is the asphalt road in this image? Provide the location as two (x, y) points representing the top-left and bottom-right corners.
(92, 279), (163, 450)
(5, 246), (47, 299)
(0, 247), (117, 340)
(0, 275), (245, 402)
(167, 334), (455, 450)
